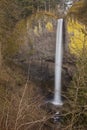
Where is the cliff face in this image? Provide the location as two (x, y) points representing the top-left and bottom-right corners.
(0, 1), (87, 130)
(5, 1), (86, 94)
(5, 13), (75, 95)
(4, 0), (86, 84)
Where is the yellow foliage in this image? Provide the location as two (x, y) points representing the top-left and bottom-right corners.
(34, 26), (39, 36)
(38, 22), (42, 33)
(46, 22), (53, 32)
(67, 18), (87, 56)
(34, 22), (42, 35)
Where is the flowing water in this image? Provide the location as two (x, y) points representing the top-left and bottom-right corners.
(52, 18), (63, 106)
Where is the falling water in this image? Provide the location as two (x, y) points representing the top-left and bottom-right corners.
(52, 18), (63, 106)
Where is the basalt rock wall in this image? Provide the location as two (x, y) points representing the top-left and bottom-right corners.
(7, 13), (75, 94)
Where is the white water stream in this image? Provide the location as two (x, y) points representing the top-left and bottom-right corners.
(52, 18), (63, 106)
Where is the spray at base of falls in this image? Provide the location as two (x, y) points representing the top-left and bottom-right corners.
(52, 18), (63, 106)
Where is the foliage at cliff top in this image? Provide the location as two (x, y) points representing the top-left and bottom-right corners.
(68, 0), (87, 25)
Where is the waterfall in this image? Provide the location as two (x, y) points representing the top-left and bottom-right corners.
(52, 18), (63, 106)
